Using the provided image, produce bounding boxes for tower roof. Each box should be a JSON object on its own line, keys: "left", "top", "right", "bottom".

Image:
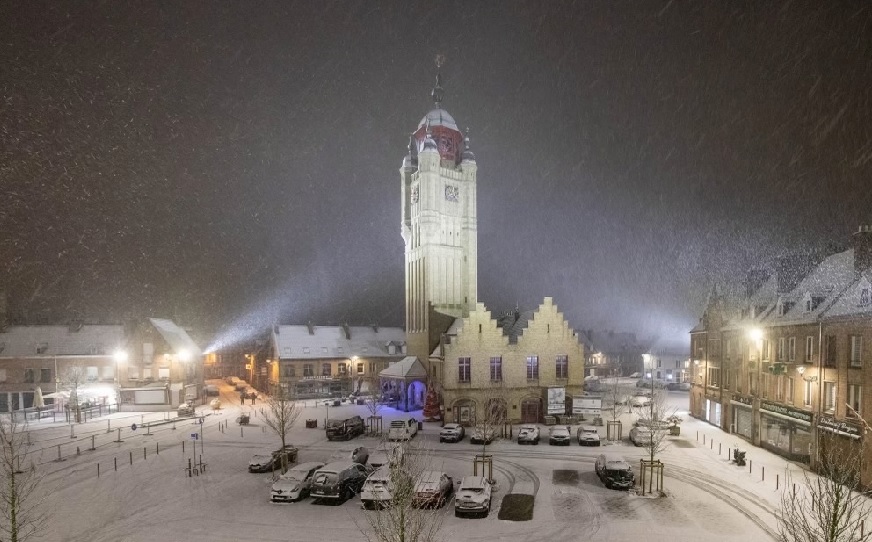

{"left": 417, "top": 108, "right": 460, "bottom": 133}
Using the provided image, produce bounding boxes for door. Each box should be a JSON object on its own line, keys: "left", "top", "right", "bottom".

{"left": 521, "top": 398, "right": 540, "bottom": 423}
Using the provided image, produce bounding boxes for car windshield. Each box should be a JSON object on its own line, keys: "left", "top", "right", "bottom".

{"left": 461, "top": 486, "right": 483, "bottom": 493}
{"left": 313, "top": 472, "right": 337, "bottom": 484}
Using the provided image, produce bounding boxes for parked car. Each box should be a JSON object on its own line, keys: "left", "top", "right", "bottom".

{"left": 636, "top": 378, "right": 666, "bottom": 389}
{"left": 666, "top": 381, "right": 691, "bottom": 391}
{"left": 249, "top": 445, "right": 299, "bottom": 473}
{"left": 469, "top": 427, "right": 496, "bottom": 445}
{"left": 204, "top": 384, "right": 219, "bottom": 396}
{"left": 360, "top": 466, "right": 413, "bottom": 509}
{"left": 595, "top": 453, "right": 635, "bottom": 490}
{"left": 368, "top": 442, "right": 403, "bottom": 469}
{"left": 454, "top": 476, "right": 493, "bottom": 518}
{"left": 439, "top": 423, "right": 465, "bottom": 443}
{"left": 629, "top": 426, "right": 656, "bottom": 447}
{"left": 630, "top": 393, "right": 652, "bottom": 408}
{"left": 309, "top": 462, "right": 370, "bottom": 502}
{"left": 577, "top": 425, "right": 601, "bottom": 446}
{"left": 517, "top": 425, "right": 540, "bottom": 445}
{"left": 548, "top": 426, "right": 572, "bottom": 446}
{"left": 388, "top": 417, "right": 419, "bottom": 441}
{"left": 270, "top": 461, "right": 325, "bottom": 502}
{"left": 326, "top": 416, "right": 366, "bottom": 441}
{"left": 413, "top": 470, "right": 454, "bottom": 508}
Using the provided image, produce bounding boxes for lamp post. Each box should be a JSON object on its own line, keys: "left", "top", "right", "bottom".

{"left": 178, "top": 349, "right": 192, "bottom": 403}
{"left": 113, "top": 349, "right": 127, "bottom": 408}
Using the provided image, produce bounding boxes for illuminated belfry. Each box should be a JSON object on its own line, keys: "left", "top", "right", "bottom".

{"left": 400, "top": 63, "right": 478, "bottom": 360}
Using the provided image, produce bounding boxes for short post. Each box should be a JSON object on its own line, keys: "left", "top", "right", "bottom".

{"left": 97, "top": 463, "right": 100, "bottom": 477}
{"left": 129, "top": 451, "right": 133, "bottom": 465}
{"left": 143, "top": 447, "right": 147, "bottom": 460}
{"left": 115, "top": 428, "right": 122, "bottom": 443}
{"left": 719, "top": 443, "right": 722, "bottom": 455}
{"left": 762, "top": 466, "right": 765, "bottom": 481}
{"left": 710, "top": 439, "right": 713, "bottom": 449}
{"left": 187, "top": 458, "right": 192, "bottom": 477}
{"left": 776, "top": 473, "right": 779, "bottom": 490}
{"left": 114, "top": 457, "right": 117, "bottom": 471}
{"left": 56, "top": 444, "right": 62, "bottom": 461}
{"left": 749, "top": 460, "right": 752, "bottom": 473}
{"left": 76, "top": 446, "right": 80, "bottom": 456}
{"left": 157, "top": 442, "right": 160, "bottom": 455}
{"left": 107, "top": 420, "right": 111, "bottom": 433}
{"left": 703, "top": 434, "right": 706, "bottom": 445}
{"left": 90, "top": 435, "right": 96, "bottom": 451}
{"left": 240, "top": 426, "right": 244, "bottom": 437}
{"left": 696, "top": 431, "right": 699, "bottom": 441}
{"left": 70, "top": 425, "right": 76, "bottom": 439}
{"left": 182, "top": 440, "right": 185, "bottom": 453}
{"left": 146, "top": 423, "right": 151, "bottom": 436}
{"left": 793, "top": 483, "right": 796, "bottom": 498}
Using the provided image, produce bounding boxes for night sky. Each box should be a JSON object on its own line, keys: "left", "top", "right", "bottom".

{"left": 2, "top": 2, "right": 871, "bottom": 346}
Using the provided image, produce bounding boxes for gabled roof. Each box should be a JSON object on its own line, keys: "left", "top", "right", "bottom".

{"left": 273, "top": 325, "right": 406, "bottom": 360}
{"left": 0, "top": 325, "right": 125, "bottom": 357}
{"left": 379, "top": 356, "right": 427, "bottom": 380}
{"left": 822, "top": 270, "right": 872, "bottom": 319}
{"left": 148, "top": 318, "right": 202, "bottom": 356}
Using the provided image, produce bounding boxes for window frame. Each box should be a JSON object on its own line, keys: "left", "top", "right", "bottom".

{"left": 555, "top": 355, "right": 568, "bottom": 379}
{"left": 458, "top": 357, "right": 471, "bottom": 383}
{"left": 849, "top": 335, "right": 863, "bottom": 368}
{"left": 526, "top": 355, "right": 539, "bottom": 380}
{"left": 489, "top": 356, "right": 502, "bottom": 383}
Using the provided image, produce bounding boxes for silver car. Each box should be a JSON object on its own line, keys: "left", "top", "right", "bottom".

{"left": 454, "top": 476, "right": 492, "bottom": 518}
{"left": 270, "top": 462, "right": 324, "bottom": 502}
{"left": 548, "top": 426, "right": 572, "bottom": 446}
{"left": 369, "top": 442, "right": 404, "bottom": 469}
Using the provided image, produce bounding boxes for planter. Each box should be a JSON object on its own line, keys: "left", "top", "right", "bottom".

{"left": 669, "top": 425, "right": 680, "bottom": 436}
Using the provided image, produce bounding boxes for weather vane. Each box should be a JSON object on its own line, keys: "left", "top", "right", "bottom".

{"left": 431, "top": 54, "right": 445, "bottom": 106}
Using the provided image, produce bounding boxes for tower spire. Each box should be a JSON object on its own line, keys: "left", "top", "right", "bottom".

{"left": 431, "top": 54, "right": 445, "bottom": 107}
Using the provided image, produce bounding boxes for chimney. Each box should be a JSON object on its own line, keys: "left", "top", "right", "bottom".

{"left": 342, "top": 322, "right": 351, "bottom": 340}
{"left": 306, "top": 321, "right": 315, "bottom": 335}
{"left": 853, "top": 225, "right": 872, "bottom": 273}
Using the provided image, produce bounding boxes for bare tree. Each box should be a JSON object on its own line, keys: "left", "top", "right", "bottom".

{"left": 469, "top": 385, "right": 509, "bottom": 459}
{"left": 604, "top": 370, "right": 627, "bottom": 422}
{"left": 778, "top": 441, "right": 872, "bottom": 542}
{"left": 60, "top": 366, "right": 87, "bottom": 423}
{"left": 0, "top": 415, "right": 45, "bottom": 542}
{"left": 632, "top": 387, "right": 675, "bottom": 463}
{"left": 360, "top": 440, "right": 447, "bottom": 542}
{"left": 361, "top": 376, "right": 385, "bottom": 435}
{"left": 261, "top": 386, "right": 303, "bottom": 471}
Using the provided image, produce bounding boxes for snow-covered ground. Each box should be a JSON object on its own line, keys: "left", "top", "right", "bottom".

{"left": 21, "top": 380, "right": 808, "bottom": 541}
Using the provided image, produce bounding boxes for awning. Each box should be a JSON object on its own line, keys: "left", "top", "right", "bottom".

{"left": 760, "top": 410, "right": 811, "bottom": 426}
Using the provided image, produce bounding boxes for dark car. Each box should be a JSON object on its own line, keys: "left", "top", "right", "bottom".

{"left": 248, "top": 445, "right": 298, "bottom": 473}
{"left": 309, "top": 462, "right": 370, "bottom": 502}
{"left": 548, "top": 426, "right": 572, "bottom": 446}
{"left": 326, "top": 416, "right": 366, "bottom": 441}
{"left": 595, "top": 453, "right": 635, "bottom": 490}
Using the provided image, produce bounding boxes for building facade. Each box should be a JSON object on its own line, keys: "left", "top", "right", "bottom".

{"left": 691, "top": 226, "right": 872, "bottom": 488}
{"left": 0, "top": 317, "right": 203, "bottom": 415}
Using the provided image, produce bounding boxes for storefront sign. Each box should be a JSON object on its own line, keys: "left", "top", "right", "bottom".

{"left": 760, "top": 401, "right": 812, "bottom": 423}
{"left": 817, "top": 416, "right": 862, "bottom": 439}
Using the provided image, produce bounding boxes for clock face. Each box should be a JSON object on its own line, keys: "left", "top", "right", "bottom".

{"left": 444, "top": 185, "right": 459, "bottom": 202}
{"left": 411, "top": 186, "right": 419, "bottom": 203}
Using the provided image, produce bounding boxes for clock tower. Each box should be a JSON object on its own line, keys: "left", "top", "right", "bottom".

{"left": 401, "top": 70, "right": 478, "bottom": 362}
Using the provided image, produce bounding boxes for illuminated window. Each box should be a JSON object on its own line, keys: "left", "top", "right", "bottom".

{"left": 357, "top": 362, "right": 364, "bottom": 374}
{"left": 526, "top": 356, "right": 539, "bottom": 380}
{"left": 823, "top": 381, "right": 836, "bottom": 412}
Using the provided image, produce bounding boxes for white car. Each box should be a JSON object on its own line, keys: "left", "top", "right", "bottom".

{"left": 469, "top": 427, "right": 496, "bottom": 445}
{"left": 630, "top": 394, "right": 652, "bottom": 408}
{"left": 360, "top": 466, "right": 412, "bottom": 509}
{"left": 629, "top": 426, "right": 656, "bottom": 447}
{"left": 577, "top": 425, "right": 601, "bottom": 446}
{"left": 517, "top": 425, "right": 540, "bottom": 445}
{"left": 369, "top": 442, "right": 404, "bottom": 469}
{"left": 454, "top": 476, "right": 493, "bottom": 518}
{"left": 270, "top": 462, "right": 324, "bottom": 502}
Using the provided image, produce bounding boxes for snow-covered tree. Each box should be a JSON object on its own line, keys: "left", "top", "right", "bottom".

{"left": 261, "top": 386, "right": 302, "bottom": 470}
{"left": 778, "top": 440, "right": 872, "bottom": 542}
{"left": 0, "top": 415, "right": 45, "bottom": 542}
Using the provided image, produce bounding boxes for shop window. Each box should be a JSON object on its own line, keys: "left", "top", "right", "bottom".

{"left": 823, "top": 381, "right": 836, "bottom": 412}
{"left": 847, "top": 385, "right": 862, "bottom": 417}
{"left": 489, "top": 357, "right": 502, "bottom": 382}
{"left": 458, "top": 357, "right": 471, "bottom": 383}
{"left": 555, "top": 355, "right": 568, "bottom": 379}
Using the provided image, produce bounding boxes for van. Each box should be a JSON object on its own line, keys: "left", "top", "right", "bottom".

{"left": 388, "top": 417, "right": 418, "bottom": 441}
{"left": 309, "top": 461, "right": 369, "bottom": 502}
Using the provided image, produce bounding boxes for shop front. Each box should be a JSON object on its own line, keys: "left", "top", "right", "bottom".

{"left": 704, "top": 396, "right": 722, "bottom": 427}
{"left": 729, "top": 395, "right": 754, "bottom": 440}
{"left": 816, "top": 415, "right": 863, "bottom": 474}
{"left": 759, "top": 401, "right": 813, "bottom": 463}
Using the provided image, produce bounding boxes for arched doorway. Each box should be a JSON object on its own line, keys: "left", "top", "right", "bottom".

{"left": 521, "top": 396, "right": 541, "bottom": 423}
{"left": 406, "top": 380, "right": 426, "bottom": 411}
{"left": 452, "top": 398, "right": 476, "bottom": 426}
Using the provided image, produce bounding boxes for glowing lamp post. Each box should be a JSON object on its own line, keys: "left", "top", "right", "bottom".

{"left": 113, "top": 349, "right": 128, "bottom": 407}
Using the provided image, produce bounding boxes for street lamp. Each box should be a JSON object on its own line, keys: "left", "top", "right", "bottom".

{"left": 113, "top": 349, "right": 127, "bottom": 407}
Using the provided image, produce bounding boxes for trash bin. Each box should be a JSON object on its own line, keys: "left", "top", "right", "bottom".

{"left": 306, "top": 419, "right": 317, "bottom": 428}
{"left": 417, "top": 421, "right": 423, "bottom": 431}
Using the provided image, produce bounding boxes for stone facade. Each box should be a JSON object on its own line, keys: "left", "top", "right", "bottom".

{"left": 437, "top": 298, "right": 585, "bottom": 425}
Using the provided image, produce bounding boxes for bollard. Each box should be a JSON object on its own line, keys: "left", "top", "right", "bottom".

{"left": 76, "top": 446, "right": 80, "bottom": 456}
{"left": 749, "top": 460, "right": 752, "bottom": 473}
{"left": 710, "top": 439, "right": 713, "bottom": 449}
{"left": 157, "top": 442, "right": 160, "bottom": 455}
{"left": 147, "top": 423, "right": 151, "bottom": 436}
{"left": 719, "top": 443, "right": 721, "bottom": 455}
{"left": 182, "top": 440, "right": 185, "bottom": 453}
{"left": 114, "top": 457, "right": 117, "bottom": 471}
{"left": 57, "top": 444, "right": 62, "bottom": 461}
{"left": 107, "top": 420, "right": 112, "bottom": 434}
{"left": 97, "top": 463, "right": 100, "bottom": 477}
{"left": 129, "top": 451, "right": 133, "bottom": 465}
{"left": 696, "top": 431, "right": 699, "bottom": 441}
{"left": 762, "top": 466, "right": 765, "bottom": 481}
{"left": 240, "top": 426, "right": 244, "bottom": 437}
{"left": 91, "top": 435, "right": 96, "bottom": 451}
{"left": 793, "top": 483, "right": 796, "bottom": 498}
{"left": 172, "top": 421, "right": 176, "bottom": 431}
{"left": 115, "top": 428, "right": 122, "bottom": 443}
{"left": 776, "top": 474, "right": 779, "bottom": 490}
{"left": 144, "top": 447, "right": 147, "bottom": 460}
{"left": 187, "top": 458, "right": 192, "bottom": 477}
{"left": 141, "top": 414, "right": 144, "bottom": 426}
{"left": 861, "top": 519, "right": 864, "bottom": 537}
{"left": 70, "top": 425, "right": 76, "bottom": 439}
{"left": 703, "top": 434, "right": 706, "bottom": 445}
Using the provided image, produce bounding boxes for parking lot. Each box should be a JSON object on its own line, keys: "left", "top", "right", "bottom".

{"left": 26, "top": 380, "right": 782, "bottom": 541}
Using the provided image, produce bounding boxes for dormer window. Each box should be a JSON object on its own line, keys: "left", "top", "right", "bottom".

{"left": 860, "top": 288, "right": 870, "bottom": 307}
{"left": 36, "top": 342, "right": 48, "bottom": 354}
